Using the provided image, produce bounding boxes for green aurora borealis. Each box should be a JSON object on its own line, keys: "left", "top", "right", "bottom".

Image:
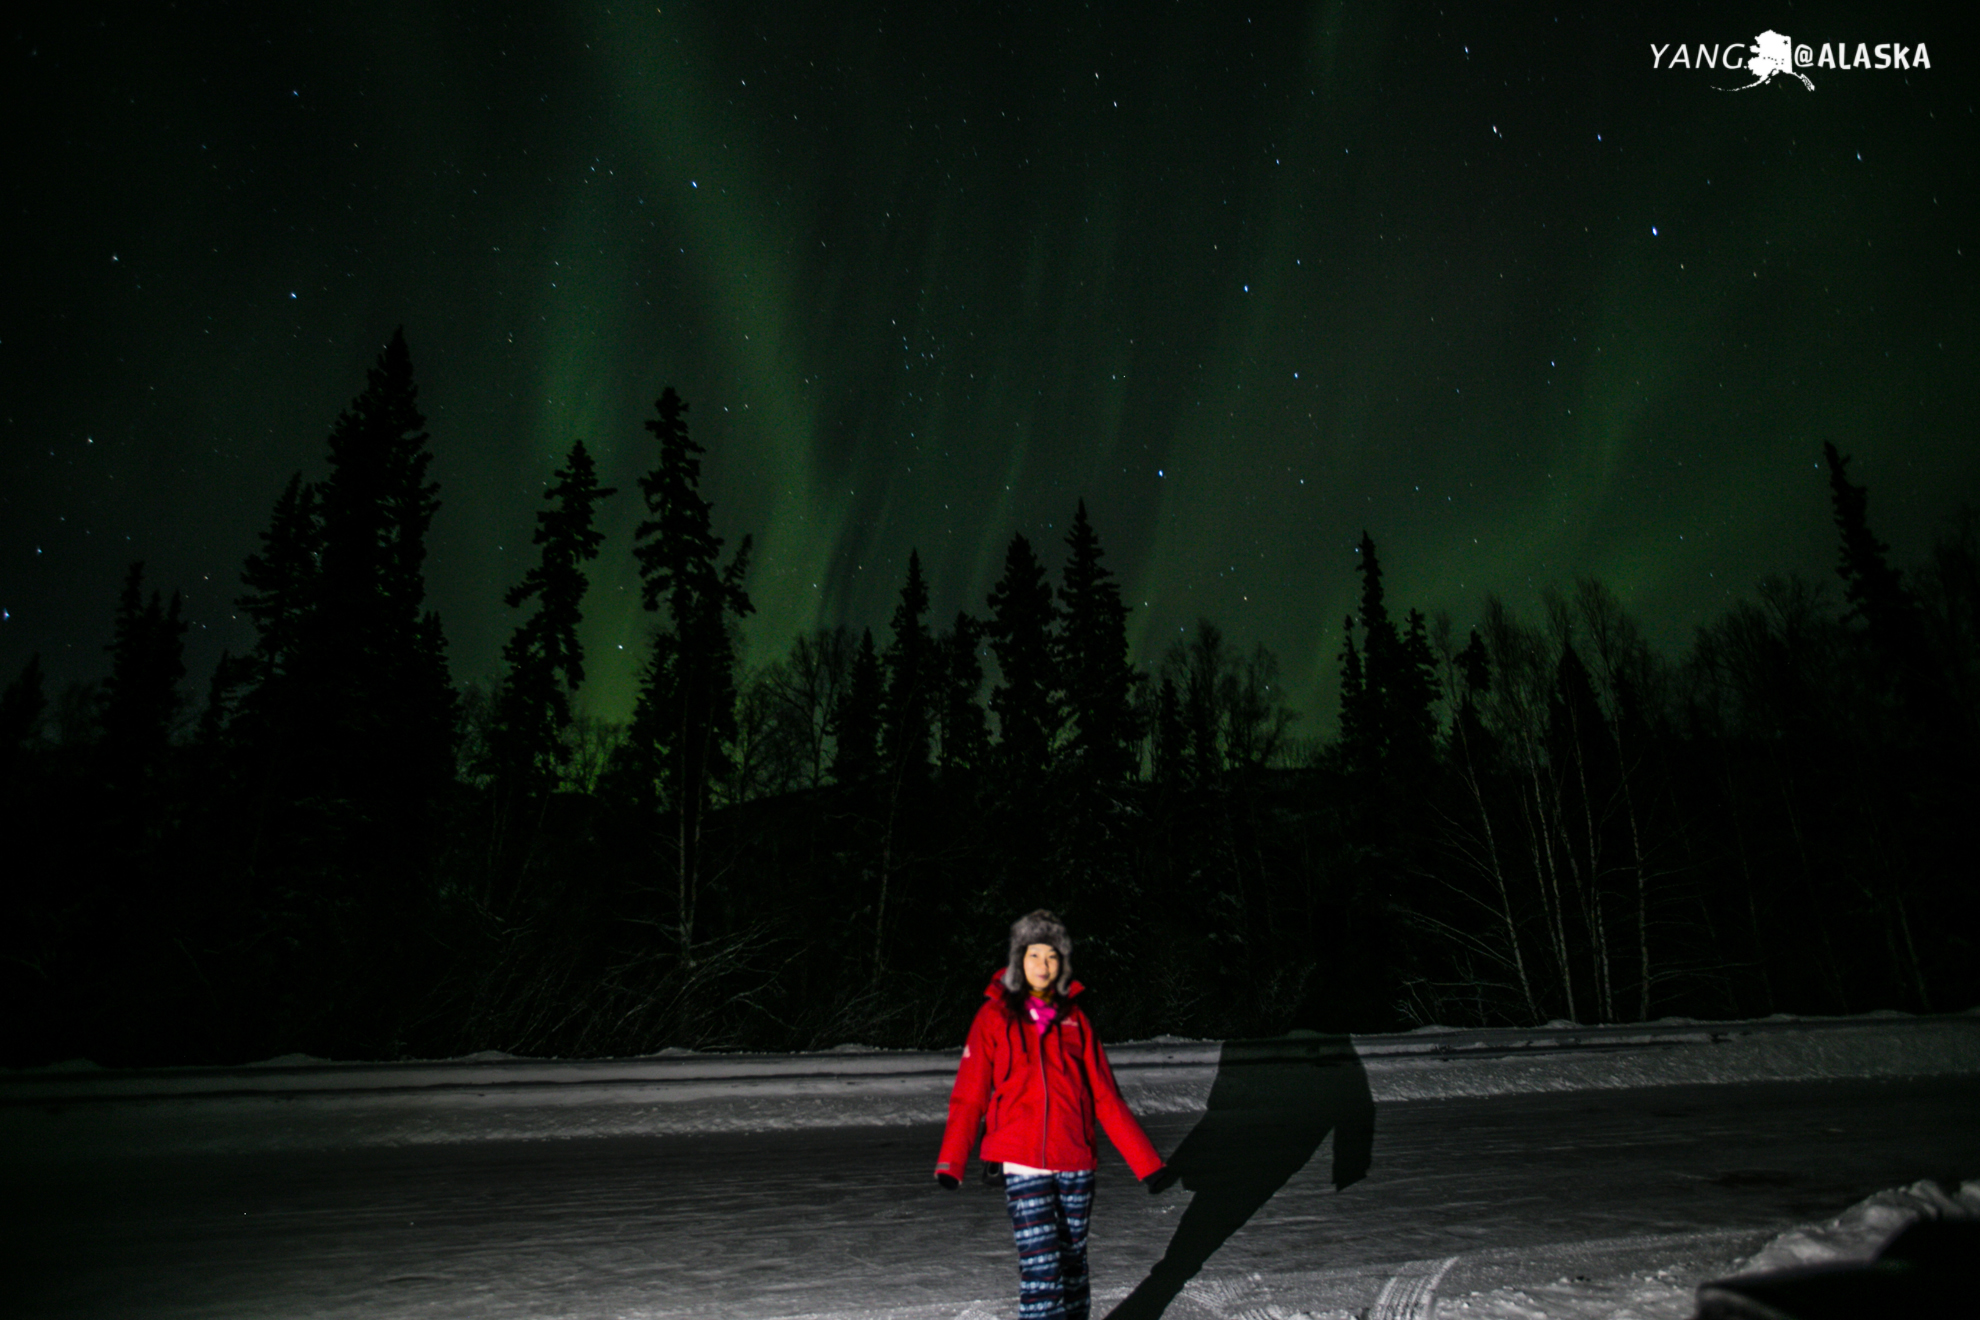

{"left": 7, "top": 2, "right": 1975, "bottom": 726}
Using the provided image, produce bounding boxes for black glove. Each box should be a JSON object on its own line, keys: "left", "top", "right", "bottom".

{"left": 936, "top": 1173, "right": 960, "bottom": 1190}
{"left": 1143, "top": 1165, "right": 1177, "bottom": 1194}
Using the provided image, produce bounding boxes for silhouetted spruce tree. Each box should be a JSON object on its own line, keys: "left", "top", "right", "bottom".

{"left": 1395, "top": 607, "right": 1442, "bottom": 769}
{"left": 194, "top": 650, "right": 241, "bottom": 750}
{"left": 1911, "top": 512, "right": 1980, "bottom": 762}
{"left": 1353, "top": 533, "right": 1400, "bottom": 716}
{"left": 0, "top": 654, "right": 49, "bottom": 1054}
{"left": 986, "top": 533, "right": 1061, "bottom": 784}
{"left": 1339, "top": 533, "right": 1402, "bottom": 769}
{"left": 1151, "top": 674, "right": 1187, "bottom": 786}
{"left": 2, "top": 654, "right": 48, "bottom": 767}
{"left": 879, "top": 550, "right": 935, "bottom": 780}
{"left": 92, "top": 557, "right": 192, "bottom": 1052}
{"left": 831, "top": 627, "right": 884, "bottom": 782}
{"left": 1057, "top": 501, "right": 1139, "bottom": 782}
{"left": 1336, "top": 615, "right": 1370, "bottom": 768}
{"left": 298, "top": 329, "right": 458, "bottom": 853}
{"left": 101, "top": 562, "right": 188, "bottom": 798}
{"left": 1821, "top": 449, "right": 1956, "bottom": 1011}
{"left": 622, "top": 386, "right": 755, "bottom": 959}
{"left": 210, "top": 332, "right": 457, "bottom": 1056}
{"left": 230, "top": 474, "right": 321, "bottom": 755}
{"left": 935, "top": 613, "right": 989, "bottom": 775}
{"left": 489, "top": 440, "right": 615, "bottom": 801}
{"left": 1458, "top": 628, "right": 1491, "bottom": 694}
{"left": 1824, "top": 443, "right": 1916, "bottom": 638}
{"left": 238, "top": 476, "right": 321, "bottom": 680}
{"left": 1823, "top": 442, "right": 1932, "bottom": 715}
{"left": 1338, "top": 533, "right": 1437, "bottom": 772}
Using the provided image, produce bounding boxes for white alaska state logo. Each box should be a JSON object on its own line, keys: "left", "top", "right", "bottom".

{"left": 1731, "top": 31, "right": 1814, "bottom": 91}
{"left": 1652, "top": 31, "right": 1934, "bottom": 91}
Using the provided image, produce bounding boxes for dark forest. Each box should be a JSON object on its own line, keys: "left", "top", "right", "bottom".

{"left": 5, "top": 334, "right": 1975, "bottom": 1067}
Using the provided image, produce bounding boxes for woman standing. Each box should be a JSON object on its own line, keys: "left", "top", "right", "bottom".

{"left": 935, "top": 910, "right": 1168, "bottom": 1320}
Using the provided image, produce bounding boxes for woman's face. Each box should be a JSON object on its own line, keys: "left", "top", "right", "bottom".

{"left": 1023, "top": 943, "right": 1061, "bottom": 996}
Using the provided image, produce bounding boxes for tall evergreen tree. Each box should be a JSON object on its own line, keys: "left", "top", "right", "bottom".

{"left": 634, "top": 389, "right": 731, "bottom": 625}
{"left": 1338, "top": 534, "right": 1400, "bottom": 768}
{"left": 0, "top": 654, "right": 46, "bottom": 810}
{"left": 624, "top": 386, "right": 755, "bottom": 957}
{"left": 830, "top": 627, "right": 884, "bottom": 783}
{"left": 879, "top": 551, "right": 935, "bottom": 779}
{"left": 1151, "top": 674, "right": 1186, "bottom": 786}
{"left": 490, "top": 440, "right": 615, "bottom": 798}
{"left": 1057, "top": 501, "right": 1139, "bottom": 782}
{"left": 1337, "top": 533, "right": 1436, "bottom": 770}
{"left": 102, "top": 562, "right": 188, "bottom": 784}
{"left": 296, "top": 329, "right": 458, "bottom": 830}
{"left": 1337, "top": 614, "right": 1369, "bottom": 767}
{"left": 986, "top": 533, "right": 1061, "bottom": 782}
{"left": 205, "top": 332, "right": 461, "bottom": 1057}
{"left": 1353, "top": 532, "right": 1402, "bottom": 725}
{"left": 1823, "top": 442, "right": 1932, "bottom": 716}
{"left": 1395, "top": 607, "right": 1442, "bottom": 766}
{"left": 237, "top": 475, "right": 321, "bottom": 689}
{"left": 1824, "top": 443, "right": 1916, "bottom": 638}
{"left": 1, "top": 654, "right": 47, "bottom": 757}
{"left": 231, "top": 473, "right": 321, "bottom": 751}
{"left": 935, "top": 613, "right": 990, "bottom": 775}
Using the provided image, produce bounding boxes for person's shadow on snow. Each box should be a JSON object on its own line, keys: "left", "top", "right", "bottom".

{"left": 1105, "top": 1031, "right": 1375, "bottom": 1320}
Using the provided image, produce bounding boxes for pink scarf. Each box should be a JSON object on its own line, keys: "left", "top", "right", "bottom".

{"left": 1026, "top": 995, "right": 1058, "bottom": 1036}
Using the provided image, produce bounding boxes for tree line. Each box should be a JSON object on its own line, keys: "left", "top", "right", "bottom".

{"left": 3, "top": 332, "right": 1974, "bottom": 1065}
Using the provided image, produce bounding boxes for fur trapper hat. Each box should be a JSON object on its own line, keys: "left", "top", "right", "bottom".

{"left": 1004, "top": 909, "right": 1072, "bottom": 996}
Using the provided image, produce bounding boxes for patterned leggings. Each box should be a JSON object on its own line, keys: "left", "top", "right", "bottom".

{"left": 1002, "top": 1168, "right": 1096, "bottom": 1320}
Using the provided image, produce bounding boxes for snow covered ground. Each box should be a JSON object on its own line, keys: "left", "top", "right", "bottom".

{"left": 1428, "top": 1178, "right": 1980, "bottom": 1320}
{"left": 5, "top": 1012, "right": 1977, "bottom": 1319}
{"left": 7, "top": 1010, "right": 1977, "bottom": 1157}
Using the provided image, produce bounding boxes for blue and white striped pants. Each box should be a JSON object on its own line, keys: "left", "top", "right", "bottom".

{"left": 1002, "top": 1168, "right": 1096, "bottom": 1320}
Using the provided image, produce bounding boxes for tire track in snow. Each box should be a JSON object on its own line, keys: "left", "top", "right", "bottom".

{"left": 1369, "top": 1254, "right": 1456, "bottom": 1320}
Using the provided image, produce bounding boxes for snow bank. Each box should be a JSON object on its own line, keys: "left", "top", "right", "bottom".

{"left": 1414, "top": 1182, "right": 1980, "bottom": 1319}
{"left": 1726, "top": 1177, "right": 1980, "bottom": 1275}
{"left": 4, "top": 1012, "right": 1975, "bottom": 1157}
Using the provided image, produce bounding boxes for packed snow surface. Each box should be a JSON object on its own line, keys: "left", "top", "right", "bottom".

{"left": 5, "top": 1012, "right": 1976, "bottom": 1319}
{"left": 7, "top": 1010, "right": 1976, "bottom": 1157}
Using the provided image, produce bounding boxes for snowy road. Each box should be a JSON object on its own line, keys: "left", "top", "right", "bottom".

{"left": 11, "top": 1074, "right": 1978, "bottom": 1320}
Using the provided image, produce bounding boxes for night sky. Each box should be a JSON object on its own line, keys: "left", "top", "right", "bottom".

{"left": 6, "top": 2, "right": 1974, "bottom": 726}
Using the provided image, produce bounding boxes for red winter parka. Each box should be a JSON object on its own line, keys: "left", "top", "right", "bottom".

{"left": 935, "top": 975, "right": 1164, "bottom": 1182}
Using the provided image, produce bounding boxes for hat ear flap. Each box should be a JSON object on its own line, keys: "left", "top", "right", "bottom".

{"left": 1006, "top": 909, "right": 1073, "bottom": 994}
